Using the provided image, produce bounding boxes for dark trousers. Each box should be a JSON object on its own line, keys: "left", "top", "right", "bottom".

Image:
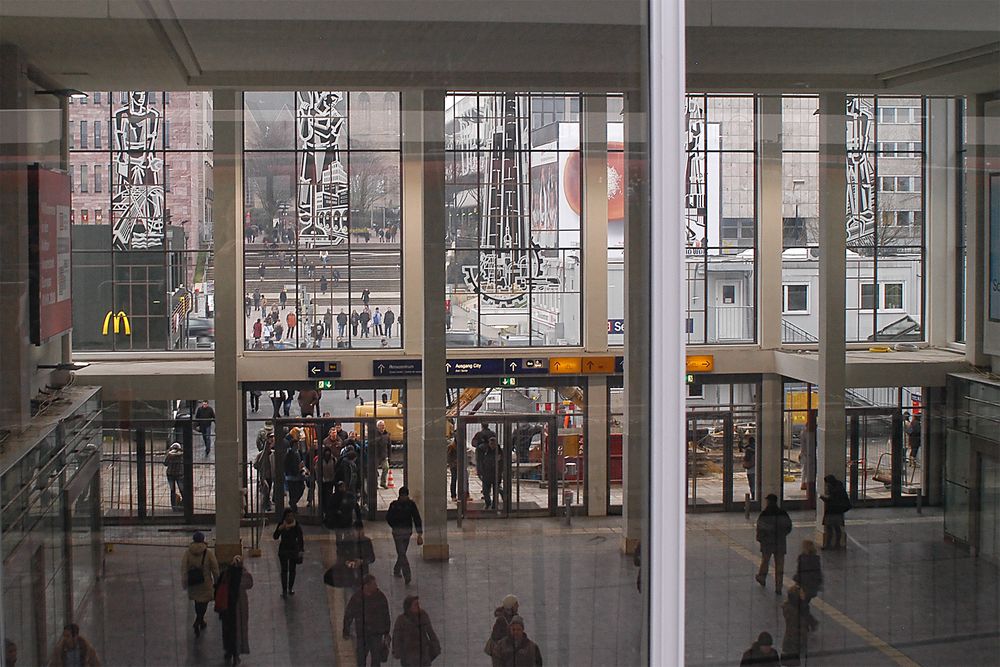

{"left": 249, "top": 393, "right": 260, "bottom": 412}
{"left": 287, "top": 480, "right": 305, "bottom": 508}
{"left": 449, "top": 467, "right": 458, "bottom": 499}
{"left": 279, "top": 553, "right": 298, "bottom": 593}
{"left": 201, "top": 423, "right": 213, "bottom": 454}
{"left": 356, "top": 633, "right": 386, "bottom": 667}
{"left": 168, "top": 476, "right": 184, "bottom": 509}
{"left": 194, "top": 600, "right": 208, "bottom": 625}
{"left": 220, "top": 609, "right": 238, "bottom": 657}
{"left": 271, "top": 398, "right": 283, "bottom": 419}
{"left": 393, "top": 532, "right": 412, "bottom": 581}
{"left": 746, "top": 470, "right": 756, "bottom": 499}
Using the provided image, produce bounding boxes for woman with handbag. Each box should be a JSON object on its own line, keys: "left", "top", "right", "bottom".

{"left": 392, "top": 595, "right": 441, "bottom": 666}
{"left": 180, "top": 531, "right": 219, "bottom": 637}
{"left": 215, "top": 555, "right": 254, "bottom": 665}
{"left": 273, "top": 508, "right": 304, "bottom": 597}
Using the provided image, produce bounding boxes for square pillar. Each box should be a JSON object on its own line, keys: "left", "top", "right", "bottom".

{"left": 925, "top": 98, "right": 959, "bottom": 347}
{"left": 212, "top": 88, "right": 244, "bottom": 558}
{"left": 586, "top": 376, "right": 609, "bottom": 516}
{"left": 412, "top": 90, "right": 449, "bottom": 561}
{"left": 967, "top": 95, "right": 989, "bottom": 365}
{"left": 760, "top": 374, "right": 784, "bottom": 500}
{"left": 758, "top": 95, "right": 783, "bottom": 349}
{"left": 815, "top": 92, "right": 847, "bottom": 533}
{"left": 582, "top": 94, "right": 609, "bottom": 353}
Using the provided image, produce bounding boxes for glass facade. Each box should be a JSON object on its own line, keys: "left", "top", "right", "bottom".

{"left": 445, "top": 93, "right": 583, "bottom": 347}
{"left": 242, "top": 91, "right": 402, "bottom": 350}
{"left": 69, "top": 92, "right": 214, "bottom": 351}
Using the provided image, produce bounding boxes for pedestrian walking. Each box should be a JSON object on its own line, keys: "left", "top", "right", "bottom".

{"left": 385, "top": 487, "right": 423, "bottom": 585}
{"left": 336, "top": 525, "right": 376, "bottom": 578}
{"left": 181, "top": 531, "right": 219, "bottom": 638}
{"left": 905, "top": 412, "right": 922, "bottom": 464}
{"left": 392, "top": 595, "right": 441, "bottom": 666}
{"left": 820, "top": 474, "right": 851, "bottom": 550}
{"left": 447, "top": 438, "right": 459, "bottom": 501}
{"left": 374, "top": 420, "right": 391, "bottom": 488}
{"left": 249, "top": 389, "right": 261, "bottom": 413}
{"left": 742, "top": 436, "right": 757, "bottom": 500}
{"left": 793, "top": 540, "right": 823, "bottom": 603}
{"left": 324, "top": 308, "right": 334, "bottom": 338}
{"left": 49, "top": 624, "right": 100, "bottom": 667}
{"left": 195, "top": 400, "right": 216, "bottom": 456}
{"left": 739, "top": 631, "right": 780, "bottom": 666}
{"left": 215, "top": 555, "right": 254, "bottom": 665}
{"left": 298, "top": 386, "right": 321, "bottom": 418}
{"left": 280, "top": 287, "right": 288, "bottom": 309}
{"left": 351, "top": 310, "right": 360, "bottom": 337}
{"left": 269, "top": 389, "right": 286, "bottom": 419}
{"left": 384, "top": 308, "right": 395, "bottom": 338}
{"left": 284, "top": 428, "right": 307, "bottom": 510}
{"left": 361, "top": 288, "right": 371, "bottom": 307}
{"left": 486, "top": 595, "right": 518, "bottom": 667}
{"left": 243, "top": 294, "right": 251, "bottom": 318}
{"left": 754, "top": 494, "right": 792, "bottom": 594}
{"left": 164, "top": 442, "right": 185, "bottom": 510}
{"left": 252, "top": 319, "right": 263, "bottom": 345}
{"left": 338, "top": 309, "right": 349, "bottom": 337}
{"left": 477, "top": 436, "right": 503, "bottom": 510}
{"left": 320, "top": 275, "right": 328, "bottom": 294}
{"left": 372, "top": 308, "right": 383, "bottom": 336}
{"left": 273, "top": 508, "right": 304, "bottom": 598}
{"left": 254, "top": 432, "right": 274, "bottom": 512}
{"left": 286, "top": 311, "right": 297, "bottom": 340}
{"left": 343, "top": 575, "right": 391, "bottom": 667}
{"left": 258, "top": 261, "right": 266, "bottom": 280}
{"left": 491, "top": 616, "right": 542, "bottom": 667}
{"left": 780, "top": 584, "right": 816, "bottom": 666}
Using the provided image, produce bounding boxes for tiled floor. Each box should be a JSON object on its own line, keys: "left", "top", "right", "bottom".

{"left": 73, "top": 507, "right": 999, "bottom": 666}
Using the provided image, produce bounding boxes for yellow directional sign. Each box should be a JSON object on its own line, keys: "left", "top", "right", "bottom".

{"left": 685, "top": 354, "right": 714, "bottom": 372}
{"left": 102, "top": 310, "right": 131, "bottom": 336}
{"left": 581, "top": 356, "right": 616, "bottom": 374}
{"left": 549, "top": 357, "right": 582, "bottom": 374}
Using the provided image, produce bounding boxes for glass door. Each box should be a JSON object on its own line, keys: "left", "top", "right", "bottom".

{"left": 849, "top": 410, "right": 903, "bottom": 504}
{"left": 686, "top": 412, "right": 733, "bottom": 510}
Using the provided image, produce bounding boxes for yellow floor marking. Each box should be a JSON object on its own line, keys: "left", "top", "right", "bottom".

{"left": 322, "top": 534, "right": 357, "bottom": 666}
{"left": 708, "top": 528, "right": 921, "bottom": 667}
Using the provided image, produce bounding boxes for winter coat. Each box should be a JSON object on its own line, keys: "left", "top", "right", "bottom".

{"left": 181, "top": 542, "right": 220, "bottom": 603}
{"left": 488, "top": 607, "right": 515, "bottom": 667}
{"left": 739, "top": 643, "right": 781, "bottom": 666}
{"left": 344, "top": 589, "right": 390, "bottom": 638}
{"left": 374, "top": 429, "right": 391, "bottom": 461}
{"left": 493, "top": 634, "right": 543, "bottom": 667}
{"left": 781, "top": 593, "right": 815, "bottom": 663}
{"left": 794, "top": 553, "right": 823, "bottom": 599}
{"left": 821, "top": 480, "right": 852, "bottom": 518}
{"left": 392, "top": 610, "right": 441, "bottom": 667}
{"left": 756, "top": 505, "right": 793, "bottom": 554}
{"left": 163, "top": 450, "right": 184, "bottom": 479}
{"left": 216, "top": 565, "right": 254, "bottom": 655}
{"left": 477, "top": 443, "right": 501, "bottom": 482}
{"left": 49, "top": 635, "right": 101, "bottom": 666}
{"left": 273, "top": 521, "right": 304, "bottom": 558}
{"left": 386, "top": 498, "right": 423, "bottom": 536}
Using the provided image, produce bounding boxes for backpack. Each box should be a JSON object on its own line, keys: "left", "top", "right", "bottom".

{"left": 186, "top": 551, "right": 206, "bottom": 587}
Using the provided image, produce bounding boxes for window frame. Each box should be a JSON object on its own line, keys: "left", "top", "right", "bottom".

{"left": 782, "top": 283, "right": 810, "bottom": 315}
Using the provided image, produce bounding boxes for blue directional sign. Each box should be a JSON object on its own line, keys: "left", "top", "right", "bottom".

{"left": 615, "top": 356, "right": 625, "bottom": 373}
{"left": 446, "top": 358, "right": 505, "bottom": 376}
{"left": 308, "top": 360, "right": 341, "bottom": 378}
{"left": 372, "top": 359, "right": 423, "bottom": 377}
{"left": 504, "top": 358, "right": 549, "bottom": 375}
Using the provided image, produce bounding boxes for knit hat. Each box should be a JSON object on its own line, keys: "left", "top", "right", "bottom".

{"left": 501, "top": 594, "right": 519, "bottom": 610}
{"left": 193, "top": 531, "right": 205, "bottom": 543}
{"left": 509, "top": 615, "right": 525, "bottom": 628}
{"left": 168, "top": 443, "right": 183, "bottom": 453}
{"left": 262, "top": 421, "right": 274, "bottom": 433}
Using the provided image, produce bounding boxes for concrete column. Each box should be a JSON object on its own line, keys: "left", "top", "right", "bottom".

{"left": 404, "top": 376, "right": 424, "bottom": 501}
{"left": 815, "top": 92, "right": 847, "bottom": 533}
{"left": 582, "top": 94, "right": 609, "bottom": 353}
{"left": 418, "top": 90, "right": 448, "bottom": 560}
{"left": 760, "top": 374, "right": 784, "bottom": 500}
{"left": 622, "top": 88, "right": 650, "bottom": 555}
{"left": 586, "top": 376, "right": 609, "bottom": 515}
{"left": 0, "top": 44, "right": 31, "bottom": 432}
{"left": 924, "top": 385, "right": 945, "bottom": 505}
{"left": 925, "top": 98, "right": 958, "bottom": 347}
{"left": 401, "top": 92, "right": 426, "bottom": 355}
{"left": 212, "top": 89, "right": 243, "bottom": 562}
{"left": 758, "top": 96, "right": 783, "bottom": 349}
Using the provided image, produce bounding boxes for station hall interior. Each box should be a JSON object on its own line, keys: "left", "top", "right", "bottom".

{"left": 0, "top": 1, "right": 999, "bottom": 666}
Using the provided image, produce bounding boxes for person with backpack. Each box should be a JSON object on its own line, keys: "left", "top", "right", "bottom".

{"left": 215, "top": 555, "right": 254, "bottom": 665}
{"left": 385, "top": 487, "right": 423, "bottom": 585}
{"left": 180, "top": 531, "right": 219, "bottom": 638}
{"left": 820, "top": 474, "right": 851, "bottom": 550}
{"left": 392, "top": 595, "right": 441, "bottom": 667}
{"left": 164, "top": 443, "right": 185, "bottom": 510}
{"left": 284, "top": 428, "right": 306, "bottom": 510}
{"left": 754, "top": 494, "right": 793, "bottom": 595}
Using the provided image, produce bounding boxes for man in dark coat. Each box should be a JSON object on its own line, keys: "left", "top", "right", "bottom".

{"left": 343, "top": 575, "right": 390, "bottom": 667}
{"left": 740, "top": 631, "right": 780, "bottom": 666}
{"left": 385, "top": 487, "right": 423, "bottom": 584}
{"left": 477, "top": 436, "right": 503, "bottom": 510}
{"left": 391, "top": 596, "right": 441, "bottom": 667}
{"left": 820, "top": 474, "right": 851, "bottom": 550}
{"left": 754, "top": 493, "right": 793, "bottom": 594}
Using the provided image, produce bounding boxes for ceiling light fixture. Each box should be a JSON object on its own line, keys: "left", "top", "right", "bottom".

{"left": 35, "top": 89, "right": 88, "bottom": 100}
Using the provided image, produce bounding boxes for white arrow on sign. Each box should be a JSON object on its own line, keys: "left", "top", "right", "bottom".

{"left": 378, "top": 364, "right": 386, "bottom": 373}
{"left": 310, "top": 366, "right": 320, "bottom": 375}
{"left": 509, "top": 361, "right": 518, "bottom": 372}
{"left": 445, "top": 362, "right": 452, "bottom": 372}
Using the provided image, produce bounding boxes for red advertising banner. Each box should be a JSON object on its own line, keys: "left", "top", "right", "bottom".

{"left": 29, "top": 165, "right": 73, "bottom": 344}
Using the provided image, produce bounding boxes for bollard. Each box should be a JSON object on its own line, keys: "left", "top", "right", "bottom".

{"left": 744, "top": 493, "right": 751, "bottom": 520}
{"left": 563, "top": 489, "right": 574, "bottom": 526}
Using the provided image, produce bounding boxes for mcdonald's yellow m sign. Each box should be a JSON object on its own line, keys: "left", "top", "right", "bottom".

{"left": 102, "top": 310, "right": 132, "bottom": 336}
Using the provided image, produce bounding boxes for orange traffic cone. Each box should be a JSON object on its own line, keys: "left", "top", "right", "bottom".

{"left": 387, "top": 468, "right": 395, "bottom": 488}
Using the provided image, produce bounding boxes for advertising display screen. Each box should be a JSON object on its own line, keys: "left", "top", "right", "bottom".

{"left": 29, "top": 165, "right": 73, "bottom": 344}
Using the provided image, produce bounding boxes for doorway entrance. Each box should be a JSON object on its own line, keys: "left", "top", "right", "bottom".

{"left": 455, "top": 414, "right": 561, "bottom": 519}
{"left": 848, "top": 409, "right": 914, "bottom": 504}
